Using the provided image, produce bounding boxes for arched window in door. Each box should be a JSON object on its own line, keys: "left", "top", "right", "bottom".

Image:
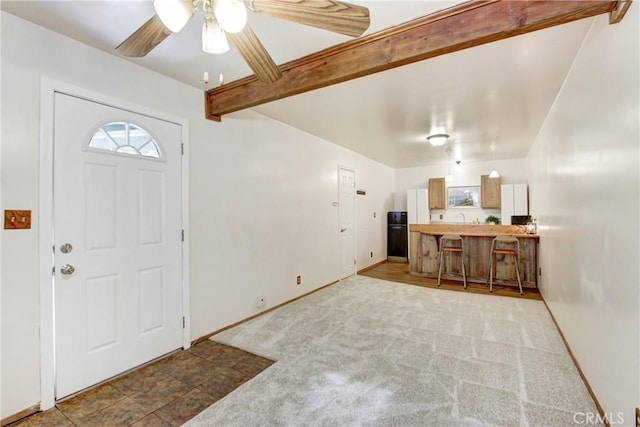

{"left": 87, "top": 121, "right": 163, "bottom": 160}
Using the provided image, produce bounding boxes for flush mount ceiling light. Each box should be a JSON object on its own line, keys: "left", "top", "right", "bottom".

{"left": 427, "top": 133, "right": 450, "bottom": 147}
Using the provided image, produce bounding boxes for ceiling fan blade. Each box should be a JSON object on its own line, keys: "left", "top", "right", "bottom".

{"left": 116, "top": 15, "right": 172, "bottom": 57}
{"left": 246, "top": 0, "right": 370, "bottom": 38}
{"left": 227, "top": 25, "right": 282, "bottom": 83}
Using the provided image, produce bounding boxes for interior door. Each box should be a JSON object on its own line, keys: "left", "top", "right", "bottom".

{"left": 53, "top": 93, "right": 183, "bottom": 398}
{"left": 339, "top": 167, "right": 356, "bottom": 279}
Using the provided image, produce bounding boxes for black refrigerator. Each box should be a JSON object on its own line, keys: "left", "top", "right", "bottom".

{"left": 387, "top": 211, "right": 408, "bottom": 262}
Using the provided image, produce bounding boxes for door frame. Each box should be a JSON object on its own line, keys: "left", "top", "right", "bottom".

{"left": 337, "top": 165, "right": 356, "bottom": 280}
{"left": 38, "top": 78, "right": 191, "bottom": 410}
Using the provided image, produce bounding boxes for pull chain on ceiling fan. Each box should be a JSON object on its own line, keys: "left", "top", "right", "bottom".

{"left": 116, "top": 0, "right": 370, "bottom": 84}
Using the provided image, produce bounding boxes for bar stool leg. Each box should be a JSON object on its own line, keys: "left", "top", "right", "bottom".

{"left": 437, "top": 242, "right": 444, "bottom": 287}
{"left": 515, "top": 241, "right": 523, "bottom": 295}
{"left": 487, "top": 239, "right": 495, "bottom": 292}
{"left": 461, "top": 243, "right": 467, "bottom": 289}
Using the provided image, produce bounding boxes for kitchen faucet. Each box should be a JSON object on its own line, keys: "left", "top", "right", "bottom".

{"left": 455, "top": 212, "right": 466, "bottom": 224}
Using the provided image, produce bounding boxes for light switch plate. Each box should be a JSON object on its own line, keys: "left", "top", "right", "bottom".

{"left": 4, "top": 210, "right": 31, "bottom": 229}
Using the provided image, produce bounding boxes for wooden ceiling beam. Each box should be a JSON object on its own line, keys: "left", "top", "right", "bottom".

{"left": 205, "top": 0, "right": 619, "bottom": 121}
{"left": 609, "top": 0, "right": 632, "bottom": 23}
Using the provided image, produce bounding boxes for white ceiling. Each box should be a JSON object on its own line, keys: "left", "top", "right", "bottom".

{"left": 1, "top": 0, "right": 594, "bottom": 168}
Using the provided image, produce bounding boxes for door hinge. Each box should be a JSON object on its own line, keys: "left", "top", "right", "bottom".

{"left": 182, "top": 316, "right": 186, "bottom": 328}
{"left": 181, "top": 143, "right": 184, "bottom": 155}
{"left": 354, "top": 259, "right": 356, "bottom": 265}
{"left": 181, "top": 230, "right": 185, "bottom": 242}
{"left": 52, "top": 266, "right": 55, "bottom": 275}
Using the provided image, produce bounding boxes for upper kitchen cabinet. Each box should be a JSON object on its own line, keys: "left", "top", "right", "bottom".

{"left": 428, "top": 178, "right": 446, "bottom": 209}
{"left": 481, "top": 175, "right": 501, "bottom": 209}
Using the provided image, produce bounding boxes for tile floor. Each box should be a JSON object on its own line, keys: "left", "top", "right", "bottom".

{"left": 8, "top": 341, "right": 274, "bottom": 427}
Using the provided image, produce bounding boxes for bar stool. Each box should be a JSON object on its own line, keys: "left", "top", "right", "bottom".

{"left": 487, "top": 236, "right": 523, "bottom": 295}
{"left": 437, "top": 234, "right": 467, "bottom": 289}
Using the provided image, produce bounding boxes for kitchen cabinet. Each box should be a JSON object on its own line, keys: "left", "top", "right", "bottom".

{"left": 481, "top": 175, "right": 501, "bottom": 208}
{"left": 407, "top": 189, "right": 429, "bottom": 224}
{"left": 428, "top": 178, "right": 446, "bottom": 209}
{"left": 501, "top": 184, "right": 528, "bottom": 225}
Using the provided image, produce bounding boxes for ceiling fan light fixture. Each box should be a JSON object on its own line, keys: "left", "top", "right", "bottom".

{"left": 154, "top": 0, "right": 194, "bottom": 33}
{"left": 214, "top": 0, "right": 248, "bottom": 34}
{"left": 202, "top": 18, "right": 230, "bottom": 54}
{"left": 427, "top": 133, "right": 449, "bottom": 147}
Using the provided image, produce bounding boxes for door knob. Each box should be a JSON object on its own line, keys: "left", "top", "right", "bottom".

{"left": 60, "top": 264, "right": 75, "bottom": 275}
{"left": 60, "top": 243, "right": 73, "bottom": 253}
{"left": 341, "top": 228, "right": 347, "bottom": 232}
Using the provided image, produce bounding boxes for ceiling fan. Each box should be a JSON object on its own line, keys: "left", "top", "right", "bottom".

{"left": 116, "top": 0, "right": 370, "bottom": 84}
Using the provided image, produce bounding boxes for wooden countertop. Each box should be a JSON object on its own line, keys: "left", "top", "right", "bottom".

{"left": 409, "top": 224, "right": 539, "bottom": 238}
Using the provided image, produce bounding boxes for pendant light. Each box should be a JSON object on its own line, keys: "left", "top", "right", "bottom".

{"left": 445, "top": 147, "right": 454, "bottom": 182}
{"left": 489, "top": 143, "right": 500, "bottom": 178}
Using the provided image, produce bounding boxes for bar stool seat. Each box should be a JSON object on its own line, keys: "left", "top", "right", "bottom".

{"left": 438, "top": 234, "right": 467, "bottom": 289}
{"left": 487, "top": 236, "right": 523, "bottom": 295}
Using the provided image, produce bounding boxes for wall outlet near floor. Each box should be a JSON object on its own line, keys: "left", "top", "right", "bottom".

{"left": 256, "top": 296, "right": 265, "bottom": 309}
{"left": 296, "top": 275, "right": 301, "bottom": 285}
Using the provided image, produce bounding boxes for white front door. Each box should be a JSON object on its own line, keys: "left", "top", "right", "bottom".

{"left": 339, "top": 167, "right": 356, "bottom": 279}
{"left": 53, "top": 93, "right": 183, "bottom": 398}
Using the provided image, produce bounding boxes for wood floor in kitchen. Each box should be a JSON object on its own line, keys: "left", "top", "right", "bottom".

{"left": 359, "top": 260, "right": 542, "bottom": 301}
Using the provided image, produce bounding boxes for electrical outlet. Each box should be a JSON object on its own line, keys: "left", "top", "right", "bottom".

{"left": 296, "top": 275, "right": 301, "bottom": 285}
{"left": 256, "top": 296, "right": 265, "bottom": 309}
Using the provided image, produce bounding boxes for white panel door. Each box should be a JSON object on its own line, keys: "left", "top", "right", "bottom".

{"left": 53, "top": 93, "right": 183, "bottom": 398}
{"left": 339, "top": 168, "right": 356, "bottom": 279}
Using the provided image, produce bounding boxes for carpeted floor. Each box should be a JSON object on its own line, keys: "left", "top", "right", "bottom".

{"left": 186, "top": 275, "right": 600, "bottom": 426}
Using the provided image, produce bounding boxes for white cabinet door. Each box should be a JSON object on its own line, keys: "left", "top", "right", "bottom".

{"left": 407, "top": 190, "right": 417, "bottom": 224}
{"left": 407, "top": 189, "right": 429, "bottom": 224}
{"left": 416, "top": 189, "right": 429, "bottom": 224}
{"left": 501, "top": 184, "right": 528, "bottom": 224}
{"left": 514, "top": 184, "right": 528, "bottom": 215}
{"left": 501, "top": 185, "right": 515, "bottom": 225}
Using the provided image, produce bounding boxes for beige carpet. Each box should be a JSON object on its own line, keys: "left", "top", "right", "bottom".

{"left": 185, "top": 275, "right": 600, "bottom": 426}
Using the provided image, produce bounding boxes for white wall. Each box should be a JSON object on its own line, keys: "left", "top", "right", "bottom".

{"left": 394, "top": 157, "right": 528, "bottom": 223}
{"left": 189, "top": 116, "right": 394, "bottom": 340}
{"left": 527, "top": 6, "right": 639, "bottom": 424}
{"left": 0, "top": 12, "right": 393, "bottom": 419}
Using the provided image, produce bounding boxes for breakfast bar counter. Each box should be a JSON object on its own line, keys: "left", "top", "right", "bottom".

{"left": 409, "top": 224, "right": 539, "bottom": 288}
